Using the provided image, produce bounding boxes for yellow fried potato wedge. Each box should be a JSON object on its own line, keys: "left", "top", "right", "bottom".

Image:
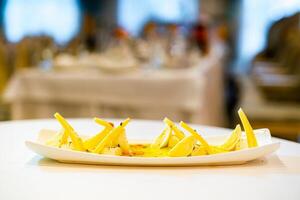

{"left": 151, "top": 128, "right": 165, "bottom": 148}
{"left": 235, "top": 138, "right": 248, "bottom": 150}
{"left": 179, "top": 121, "right": 210, "bottom": 148}
{"left": 83, "top": 118, "right": 114, "bottom": 151}
{"left": 46, "top": 130, "right": 64, "bottom": 147}
{"left": 151, "top": 126, "right": 171, "bottom": 149}
{"left": 180, "top": 121, "right": 227, "bottom": 155}
{"left": 191, "top": 145, "right": 207, "bottom": 156}
{"left": 160, "top": 126, "right": 171, "bottom": 148}
{"left": 94, "top": 118, "right": 114, "bottom": 128}
{"left": 93, "top": 118, "right": 130, "bottom": 154}
{"left": 208, "top": 146, "right": 228, "bottom": 155}
{"left": 120, "top": 118, "right": 131, "bottom": 127}
{"left": 219, "top": 124, "right": 242, "bottom": 151}
{"left": 60, "top": 143, "right": 72, "bottom": 149}
{"left": 54, "top": 113, "right": 85, "bottom": 151}
{"left": 54, "top": 113, "right": 72, "bottom": 145}
{"left": 151, "top": 133, "right": 164, "bottom": 149}
{"left": 116, "top": 128, "right": 131, "bottom": 155}
{"left": 168, "top": 135, "right": 180, "bottom": 148}
{"left": 163, "top": 118, "right": 185, "bottom": 139}
{"left": 84, "top": 127, "right": 112, "bottom": 151}
{"left": 168, "top": 135, "right": 196, "bottom": 157}
{"left": 58, "top": 129, "right": 69, "bottom": 146}
{"left": 238, "top": 108, "right": 258, "bottom": 148}
{"left": 68, "top": 130, "right": 86, "bottom": 151}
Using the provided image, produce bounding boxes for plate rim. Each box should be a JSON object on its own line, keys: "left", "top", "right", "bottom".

{"left": 25, "top": 126, "right": 281, "bottom": 166}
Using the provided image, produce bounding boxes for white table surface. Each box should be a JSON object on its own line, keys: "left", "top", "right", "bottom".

{"left": 0, "top": 119, "right": 300, "bottom": 200}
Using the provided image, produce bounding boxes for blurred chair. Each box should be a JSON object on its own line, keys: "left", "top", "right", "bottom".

{"left": 252, "top": 12, "right": 300, "bottom": 102}
{"left": 0, "top": 37, "right": 10, "bottom": 121}
{"left": 240, "top": 13, "right": 300, "bottom": 141}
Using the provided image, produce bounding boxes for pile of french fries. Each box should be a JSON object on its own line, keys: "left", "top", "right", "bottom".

{"left": 46, "top": 108, "right": 258, "bottom": 157}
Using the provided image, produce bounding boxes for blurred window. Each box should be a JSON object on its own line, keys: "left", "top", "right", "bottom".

{"left": 4, "top": 0, "right": 80, "bottom": 45}
{"left": 118, "top": 0, "right": 199, "bottom": 36}
{"left": 238, "top": 0, "right": 300, "bottom": 71}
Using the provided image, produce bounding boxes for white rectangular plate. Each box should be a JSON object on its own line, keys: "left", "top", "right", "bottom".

{"left": 26, "top": 126, "right": 280, "bottom": 166}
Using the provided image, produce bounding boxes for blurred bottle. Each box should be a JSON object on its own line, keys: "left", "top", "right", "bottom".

{"left": 113, "top": 27, "right": 130, "bottom": 45}
{"left": 40, "top": 48, "right": 53, "bottom": 71}
{"left": 82, "top": 14, "right": 97, "bottom": 52}
{"left": 109, "top": 27, "right": 135, "bottom": 60}
{"left": 141, "top": 22, "right": 167, "bottom": 69}
{"left": 98, "top": 27, "right": 138, "bottom": 70}
{"left": 38, "top": 37, "right": 57, "bottom": 71}
{"left": 0, "top": 36, "right": 8, "bottom": 94}
{"left": 14, "top": 38, "right": 31, "bottom": 70}
{"left": 191, "top": 22, "right": 209, "bottom": 55}
{"left": 166, "top": 24, "right": 188, "bottom": 68}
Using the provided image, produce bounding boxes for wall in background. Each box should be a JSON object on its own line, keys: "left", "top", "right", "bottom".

{"left": 117, "top": 0, "right": 199, "bottom": 36}
{"left": 4, "top": 0, "right": 80, "bottom": 45}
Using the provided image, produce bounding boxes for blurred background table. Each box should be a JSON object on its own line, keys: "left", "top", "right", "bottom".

{"left": 4, "top": 57, "right": 225, "bottom": 126}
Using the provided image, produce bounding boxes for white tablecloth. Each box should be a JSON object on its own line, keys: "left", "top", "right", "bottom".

{"left": 4, "top": 58, "right": 225, "bottom": 125}
{"left": 0, "top": 119, "right": 300, "bottom": 200}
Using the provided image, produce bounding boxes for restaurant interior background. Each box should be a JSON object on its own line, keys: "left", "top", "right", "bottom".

{"left": 0, "top": 0, "right": 299, "bottom": 142}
